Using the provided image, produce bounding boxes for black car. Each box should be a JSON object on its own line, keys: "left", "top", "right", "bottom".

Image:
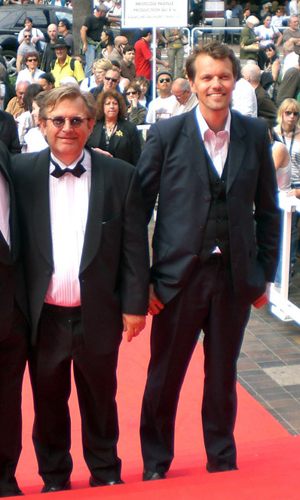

{"left": 0, "top": 4, "right": 73, "bottom": 77}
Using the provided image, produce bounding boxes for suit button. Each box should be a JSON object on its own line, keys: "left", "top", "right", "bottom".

{"left": 204, "top": 196, "right": 211, "bottom": 202}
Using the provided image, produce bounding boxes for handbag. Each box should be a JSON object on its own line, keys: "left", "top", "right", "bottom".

{"left": 240, "top": 41, "right": 260, "bottom": 52}
{"left": 181, "top": 34, "right": 188, "bottom": 45}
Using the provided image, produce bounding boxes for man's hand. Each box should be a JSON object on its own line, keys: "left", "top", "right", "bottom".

{"left": 253, "top": 282, "right": 271, "bottom": 309}
{"left": 92, "top": 147, "right": 113, "bottom": 157}
{"left": 123, "top": 314, "right": 146, "bottom": 342}
{"left": 148, "top": 284, "right": 164, "bottom": 315}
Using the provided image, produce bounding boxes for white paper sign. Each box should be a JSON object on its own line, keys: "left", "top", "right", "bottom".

{"left": 122, "top": 0, "right": 188, "bottom": 28}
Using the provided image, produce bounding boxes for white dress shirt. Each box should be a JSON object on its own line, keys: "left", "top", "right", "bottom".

{"left": 195, "top": 105, "right": 230, "bottom": 178}
{"left": 45, "top": 149, "right": 91, "bottom": 307}
{"left": 0, "top": 170, "right": 10, "bottom": 248}
{"left": 231, "top": 78, "right": 257, "bottom": 118}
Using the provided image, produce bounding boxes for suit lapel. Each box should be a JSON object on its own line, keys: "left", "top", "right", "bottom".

{"left": 80, "top": 149, "right": 104, "bottom": 273}
{"left": 112, "top": 121, "right": 123, "bottom": 152}
{"left": 34, "top": 149, "right": 53, "bottom": 267}
{"left": 227, "top": 112, "right": 247, "bottom": 192}
{"left": 182, "top": 111, "right": 210, "bottom": 193}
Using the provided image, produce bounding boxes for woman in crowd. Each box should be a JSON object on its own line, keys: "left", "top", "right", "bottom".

{"left": 15, "top": 52, "right": 44, "bottom": 86}
{"left": 124, "top": 81, "right": 147, "bottom": 125}
{"left": 132, "top": 75, "right": 150, "bottom": 107}
{"left": 100, "top": 28, "right": 115, "bottom": 59}
{"left": 37, "top": 72, "right": 55, "bottom": 91}
{"left": 17, "top": 83, "right": 43, "bottom": 150}
{"left": 240, "top": 15, "right": 260, "bottom": 63}
{"left": 23, "top": 92, "right": 48, "bottom": 153}
{"left": 87, "top": 89, "right": 141, "bottom": 166}
{"left": 164, "top": 28, "right": 185, "bottom": 80}
{"left": 254, "top": 15, "right": 282, "bottom": 68}
{"left": 261, "top": 43, "right": 280, "bottom": 101}
{"left": 273, "top": 98, "right": 300, "bottom": 277}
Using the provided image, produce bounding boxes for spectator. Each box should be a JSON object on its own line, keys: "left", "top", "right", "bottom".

{"left": 231, "top": 0, "right": 243, "bottom": 20}
{"left": 271, "top": 7, "right": 285, "bottom": 27}
{"left": 17, "top": 17, "right": 45, "bottom": 53}
{"left": 0, "top": 62, "right": 16, "bottom": 111}
{"left": 242, "top": 63, "right": 278, "bottom": 124}
{"left": 0, "top": 88, "right": 21, "bottom": 154}
{"left": 289, "top": 0, "right": 298, "bottom": 16}
{"left": 276, "top": 65, "right": 300, "bottom": 107}
{"left": 171, "top": 78, "right": 198, "bottom": 116}
{"left": 91, "top": 67, "right": 120, "bottom": 100}
{"left": 37, "top": 72, "right": 55, "bottom": 91}
{"left": 17, "top": 83, "right": 43, "bottom": 150}
{"left": 111, "top": 60, "right": 129, "bottom": 92}
{"left": 120, "top": 45, "right": 136, "bottom": 82}
{"left": 50, "top": 38, "right": 85, "bottom": 87}
{"left": 58, "top": 19, "right": 74, "bottom": 56}
{"left": 124, "top": 81, "right": 147, "bottom": 125}
{"left": 16, "top": 51, "right": 44, "bottom": 86}
{"left": 146, "top": 71, "right": 176, "bottom": 123}
{"left": 81, "top": 58, "right": 113, "bottom": 92}
{"left": 5, "top": 81, "right": 29, "bottom": 119}
{"left": 100, "top": 28, "right": 114, "bottom": 58}
{"left": 87, "top": 89, "right": 141, "bottom": 165}
{"left": 240, "top": 15, "right": 260, "bottom": 63}
{"left": 80, "top": 4, "right": 109, "bottom": 77}
{"left": 40, "top": 24, "right": 58, "bottom": 73}
{"left": 282, "top": 16, "right": 300, "bottom": 56}
{"left": 261, "top": 43, "right": 280, "bottom": 101}
{"left": 281, "top": 40, "right": 299, "bottom": 78}
{"left": 107, "top": 0, "right": 122, "bottom": 27}
{"left": 16, "top": 29, "right": 36, "bottom": 73}
{"left": 231, "top": 65, "right": 257, "bottom": 117}
{"left": 132, "top": 75, "right": 150, "bottom": 107}
{"left": 108, "top": 35, "right": 128, "bottom": 63}
{"left": 23, "top": 91, "right": 48, "bottom": 153}
{"left": 255, "top": 15, "right": 282, "bottom": 68}
{"left": 164, "top": 28, "right": 185, "bottom": 80}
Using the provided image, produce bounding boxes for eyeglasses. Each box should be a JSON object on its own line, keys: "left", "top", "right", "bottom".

{"left": 284, "top": 111, "right": 299, "bottom": 117}
{"left": 44, "top": 116, "right": 90, "bottom": 128}
{"left": 174, "top": 91, "right": 186, "bottom": 100}
{"left": 105, "top": 76, "right": 118, "bottom": 83}
{"left": 27, "top": 58, "right": 37, "bottom": 62}
{"left": 159, "top": 78, "right": 171, "bottom": 83}
{"left": 125, "top": 90, "right": 138, "bottom": 95}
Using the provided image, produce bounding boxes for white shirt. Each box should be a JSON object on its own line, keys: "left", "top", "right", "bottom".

{"left": 80, "top": 74, "right": 98, "bottom": 92}
{"left": 231, "top": 78, "right": 257, "bottom": 117}
{"left": 45, "top": 149, "right": 91, "bottom": 307}
{"left": 254, "top": 24, "right": 280, "bottom": 46}
{"left": 0, "top": 170, "right": 10, "bottom": 248}
{"left": 146, "top": 95, "right": 176, "bottom": 123}
{"left": 15, "top": 67, "right": 44, "bottom": 86}
{"left": 195, "top": 105, "right": 230, "bottom": 178}
{"left": 281, "top": 51, "right": 299, "bottom": 77}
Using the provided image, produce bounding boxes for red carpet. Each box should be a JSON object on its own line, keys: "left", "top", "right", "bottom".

{"left": 16, "top": 317, "right": 299, "bottom": 499}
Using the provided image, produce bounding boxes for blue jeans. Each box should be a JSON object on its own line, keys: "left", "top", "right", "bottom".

{"left": 84, "top": 43, "right": 97, "bottom": 77}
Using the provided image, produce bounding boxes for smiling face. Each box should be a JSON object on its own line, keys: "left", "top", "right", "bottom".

{"left": 55, "top": 46, "right": 68, "bottom": 63}
{"left": 40, "top": 96, "right": 94, "bottom": 164}
{"left": 188, "top": 54, "right": 235, "bottom": 119}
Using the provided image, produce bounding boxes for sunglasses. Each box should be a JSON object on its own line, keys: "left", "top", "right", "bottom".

{"left": 159, "top": 78, "right": 171, "bottom": 83}
{"left": 105, "top": 76, "right": 118, "bottom": 83}
{"left": 284, "top": 111, "right": 299, "bottom": 117}
{"left": 27, "top": 58, "right": 37, "bottom": 62}
{"left": 44, "top": 116, "right": 90, "bottom": 128}
{"left": 24, "top": 35, "right": 31, "bottom": 38}
{"left": 125, "top": 90, "right": 138, "bottom": 95}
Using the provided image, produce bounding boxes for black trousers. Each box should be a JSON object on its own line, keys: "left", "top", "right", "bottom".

{"left": 29, "top": 304, "right": 122, "bottom": 487}
{"left": 0, "top": 303, "right": 28, "bottom": 496}
{"left": 140, "top": 257, "right": 251, "bottom": 472}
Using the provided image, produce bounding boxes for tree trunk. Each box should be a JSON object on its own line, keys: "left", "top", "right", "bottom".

{"left": 72, "top": 0, "right": 93, "bottom": 56}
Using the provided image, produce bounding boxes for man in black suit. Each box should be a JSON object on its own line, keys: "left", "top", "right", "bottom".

{"left": 11, "top": 86, "right": 149, "bottom": 492}
{"left": 137, "top": 41, "right": 281, "bottom": 479}
{"left": 0, "top": 141, "right": 29, "bottom": 497}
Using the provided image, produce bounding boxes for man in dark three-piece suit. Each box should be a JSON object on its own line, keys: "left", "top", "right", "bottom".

{"left": 0, "top": 142, "right": 29, "bottom": 497}
{"left": 137, "top": 41, "right": 281, "bottom": 480}
{"left": 11, "top": 86, "right": 149, "bottom": 492}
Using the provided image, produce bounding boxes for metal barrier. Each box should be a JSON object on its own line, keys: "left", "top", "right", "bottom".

{"left": 270, "top": 192, "right": 300, "bottom": 325}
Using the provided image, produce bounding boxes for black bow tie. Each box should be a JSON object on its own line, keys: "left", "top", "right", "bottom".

{"left": 51, "top": 156, "right": 86, "bottom": 179}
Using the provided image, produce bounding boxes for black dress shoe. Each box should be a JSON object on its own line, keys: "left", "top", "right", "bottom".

{"left": 142, "top": 470, "right": 166, "bottom": 481}
{"left": 206, "top": 462, "right": 238, "bottom": 473}
{"left": 89, "top": 476, "right": 124, "bottom": 487}
{"left": 41, "top": 480, "right": 71, "bottom": 493}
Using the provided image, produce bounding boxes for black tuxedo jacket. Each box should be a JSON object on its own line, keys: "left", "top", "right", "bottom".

{"left": 137, "top": 109, "right": 281, "bottom": 310}
{"left": 0, "top": 142, "right": 28, "bottom": 341}
{"left": 12, "top": 147, "right": 149, "bottom": 354}
{"left": 87, "top": 119, "right": 141, "bottom": 166}
{"left": 0, "top": 110, "right": 21, "bottom": 155}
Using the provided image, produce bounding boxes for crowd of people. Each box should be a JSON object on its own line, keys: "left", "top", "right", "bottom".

{"left": 0, "top": 0, "right": 296, "bottom": 497}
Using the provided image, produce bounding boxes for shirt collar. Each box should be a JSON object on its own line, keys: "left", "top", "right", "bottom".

{"left": 50, "top": 148, "right": 91, "bottom": 172}
{"left": 195, "top": 105, "right": 231, "bottom": 141}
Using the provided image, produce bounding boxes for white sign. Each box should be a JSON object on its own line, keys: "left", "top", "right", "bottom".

{"left": 122, "top": 0, "right": 188, "bottom": 28}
